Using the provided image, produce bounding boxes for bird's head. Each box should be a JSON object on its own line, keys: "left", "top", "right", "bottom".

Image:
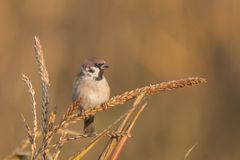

{"left": 80, "top": 57, "right": 109, "bottom": 81}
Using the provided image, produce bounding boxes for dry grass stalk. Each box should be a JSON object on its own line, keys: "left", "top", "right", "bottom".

{"left": 118, "top": 93, "right": 146, "bottom": 131}
{"left": 50, "top": 134, "right": 89, "bottom": 149}
{"left": 21, "top": 114, "right": 34, "bottom": 151}
{"left": 78, "top": 77, "right": 205, "bottom": 119}
{"left": 48, "top": 131, "right": 130, "bottom": 151}
{"left": 33, "top": 36, "right": 50, "bottom": 160}
{"left": 33, "top": 77, "right": 206, "bottom": 159}
{"left": 50, "top": 132, "right": 127, "bottom": 153}
{"left": 48, "top": 111, "right": 56, "bottom": 133}
{"left": 99, "top": 93, "right": 146, "bottom": 160}
{"left": 184, "top": 143, "right": 198, "bottom": 160}
{"left": 52, "top": 77, "right": 206, "bottom": 137}
{"left": 67, "top": 95, "right": 142, "bottom": 160}
{"left": 37, "top": 100, "right": 82, "bottom": 156}
{"left": 70, "top": 102, "right": 145, "bottom": 160}
{"left": 111, "top": 103, "right": 147, "bottom": 160}
{"left": 52, "top": 132, "right": 66, "bottom": 160}
{"left": 21, "top": 74, "right": 38, "bottom": 159}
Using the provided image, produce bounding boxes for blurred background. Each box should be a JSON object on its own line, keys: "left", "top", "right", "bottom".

{"left": 0, "top": 0, "right": 240, "bottom": 159}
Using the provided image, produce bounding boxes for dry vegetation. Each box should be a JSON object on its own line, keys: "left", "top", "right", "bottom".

{"left": 4, "top": 37, "right": 206, "bottom": 160}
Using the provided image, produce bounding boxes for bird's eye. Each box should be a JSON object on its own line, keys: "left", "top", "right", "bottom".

{"left": 89, "top": 68, "right": 95, "bottom": 73}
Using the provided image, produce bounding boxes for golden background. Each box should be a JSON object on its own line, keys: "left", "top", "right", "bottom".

{"left": 0, "top": 0, "right": 240, "bottom": 159}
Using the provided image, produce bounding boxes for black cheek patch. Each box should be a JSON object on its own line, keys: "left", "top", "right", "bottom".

{"left": 96, "top": 69, "right": 104, "bottom": 81}
{"left": 89, "top": 68, "right": 95, "bottom": 73}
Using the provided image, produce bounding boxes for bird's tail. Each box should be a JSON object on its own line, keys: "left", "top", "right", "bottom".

{"left": 84, "top": 115, "right": 95, "bottom": 135}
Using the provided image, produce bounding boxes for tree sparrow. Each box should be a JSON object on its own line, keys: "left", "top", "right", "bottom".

{"left": 72, "top": 58, "right": 110, "bottom": 135}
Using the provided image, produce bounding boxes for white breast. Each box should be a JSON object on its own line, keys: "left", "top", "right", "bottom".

{"left": 72, "top": 76, "right": 110, "bottom": 110}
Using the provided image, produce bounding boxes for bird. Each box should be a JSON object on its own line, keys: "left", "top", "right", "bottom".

{"left": 72, "top": 58, "right": 110, "bottom": 135}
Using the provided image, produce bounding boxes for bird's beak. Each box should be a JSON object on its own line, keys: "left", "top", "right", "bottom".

{"left": 101, "top": 64, "right": 109, "bottom": 69}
